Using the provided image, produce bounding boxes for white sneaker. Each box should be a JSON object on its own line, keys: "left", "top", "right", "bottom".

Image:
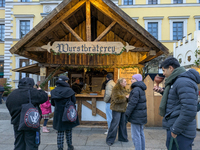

{"left": 104, "top": 129, "right": 108, "bottom": 135}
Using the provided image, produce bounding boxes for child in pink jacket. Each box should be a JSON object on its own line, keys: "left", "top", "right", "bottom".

{"left": 40, "top": 98, "right": 52, "bottom": 133}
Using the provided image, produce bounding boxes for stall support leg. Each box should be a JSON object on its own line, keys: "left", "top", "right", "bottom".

{"left": 78, "top": 100, "right": 82, "bottom": 123}
{"left": 92, "top": 98, "right": 96, "bottom": 116}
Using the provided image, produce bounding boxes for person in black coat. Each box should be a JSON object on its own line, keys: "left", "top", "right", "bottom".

{"left": 125, "top": 74, "right": 147, "bottom": 150}
{"left": 6, "top": 77, "right": 48, "bottom": 150}
{"left": 51, "top": 76, "right": 79, "bottom": 150}
{"left": 71, "top": 78, "right": 82, "bottom": 94}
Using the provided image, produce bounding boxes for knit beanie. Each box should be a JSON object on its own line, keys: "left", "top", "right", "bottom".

{"left": 132, "top": 74, "right": 142, "bottom": 81}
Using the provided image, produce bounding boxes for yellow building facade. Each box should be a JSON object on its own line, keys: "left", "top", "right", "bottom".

{"left": 0, "top": 0, "right": 200, "bottom": 88}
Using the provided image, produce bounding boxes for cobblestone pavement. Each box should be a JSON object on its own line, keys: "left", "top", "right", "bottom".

{"left": 0, "top": 104, "right": 200, "bottom": 150}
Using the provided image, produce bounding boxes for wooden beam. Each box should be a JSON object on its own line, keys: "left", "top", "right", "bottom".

{"left": 90, "top": 0, "right": 156, "bottom": 49}
{"left": 92, "top": 97, "right": 96, "bottom": 116}
{"left": 82, "top": 101, "right": 106, "bottom": 119}
{"left": 25, "top": 0, "right": 86, "bottom": 48}
{"left": 18, "top": 50, "right": 46, "bottom": 63}
{"left": 86, "top": 1, "right": 91, "bottom": 41}
{"left": 129, "top": 47, "right": 152, "bottom": 52}
{"left": 138, "top": 50, "right": 157, "bottom": 64}
{"left": 25, "top": 47, "right": 46, "bottom": 52}
{"left": 61, "top": 21, "right": 84, "bottom": 41}
{"left": 94, "top": 21, "right": 116, "bottom": 41}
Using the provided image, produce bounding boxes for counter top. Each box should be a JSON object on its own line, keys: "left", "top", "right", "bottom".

{"left": 75, "top": 93, "right": 104, "bottom": 98}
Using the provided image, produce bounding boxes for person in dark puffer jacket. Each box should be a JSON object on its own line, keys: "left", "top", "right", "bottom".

{"left": 51, "top": 76, "right": 79, "bottom": 150}
{"left": 125, "top": 74, "right": 147, "bottom": 150}
{"left": 6, "top": 77, "right": 48, "bottom": 150}
{"left": 154, "top": 57, "right": 200, "bottom": 150}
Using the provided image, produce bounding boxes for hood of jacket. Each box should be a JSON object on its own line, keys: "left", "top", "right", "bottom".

{"left": 18, "top": 77, "right": 35, "bottom": 89}
{"left": 179, "top": 69, "right": 200, "bottom": 84}
{"left": 131, "top": 81, "right": 147, "bottom": 91}
{"left": 51, "top": 80, "right": 75, "bottom": 100}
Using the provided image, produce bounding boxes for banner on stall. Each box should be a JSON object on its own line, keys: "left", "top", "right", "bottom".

{"left": 41, "top": 42, "right": 135, "bottom": 54}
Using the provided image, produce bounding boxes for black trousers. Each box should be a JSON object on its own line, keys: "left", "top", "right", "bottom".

{"left": 106, "top": 111, "right": 128, "bottom": 144}
{"left": 13, "top": 125, "right": 40, "bottom": 150}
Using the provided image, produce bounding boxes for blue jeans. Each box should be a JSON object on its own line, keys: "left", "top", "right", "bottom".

{"left": 105, "top": 103, "right": 112, "bottom": 129}
{"left": 166, "top": 130, "right": 194, "bottom": 150}
{"left": 131, "top": 123, "right": 145, "bottom": 150}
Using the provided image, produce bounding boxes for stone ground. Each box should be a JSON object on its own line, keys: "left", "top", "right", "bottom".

{"left": 0, "top": 103, "right": 200, "bottom": 150}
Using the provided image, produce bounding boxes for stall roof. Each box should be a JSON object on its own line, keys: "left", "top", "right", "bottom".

{"left": 12, "top": 63, "right": 68, "bottom": 75}
{"left": 9, "top": 0, "right": 168, "bottom": 68}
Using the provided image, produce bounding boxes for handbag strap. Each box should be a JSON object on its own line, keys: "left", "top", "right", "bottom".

{"left": 65, "top": 97, "right": 72, "bottom": 106}
{"left": 169, "top": 137, "right": 179, "bottom": 150}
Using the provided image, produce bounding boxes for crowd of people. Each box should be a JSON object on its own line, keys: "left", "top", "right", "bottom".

{"left": 5, "top": 57, "right": 200, "bottom": 150}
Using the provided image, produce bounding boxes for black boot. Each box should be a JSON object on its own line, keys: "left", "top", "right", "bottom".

{"left": 67, "top": 144, "right": 74, "bottom": 150}
{"left": 58, "top": 148, "right": 63, "bottom": 150}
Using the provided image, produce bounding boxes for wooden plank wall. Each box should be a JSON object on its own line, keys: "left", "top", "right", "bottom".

{"left": 46, "top": 21, "right": 139, "bottom": 67}
{"left": 144, "top": 75, "right": 163, "bottom": 127}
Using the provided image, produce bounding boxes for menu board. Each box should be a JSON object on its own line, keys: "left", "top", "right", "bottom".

{"left": 119, "top": 68, "right": 138, "bottom": 91}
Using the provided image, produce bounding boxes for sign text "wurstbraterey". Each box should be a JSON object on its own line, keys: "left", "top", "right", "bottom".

{"left": 41, "top": 42, "right": 135, "bottom": 54}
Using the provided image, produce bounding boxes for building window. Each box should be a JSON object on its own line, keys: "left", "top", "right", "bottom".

{"left": 0, "top": 24, "right": 4, "bottom": 42}
{"left": 148, "top": 22, "right": 158, "bottom": 39}
{"left": 0, "top": 0, "right": 5, "bottom": 7}
{"left": 148, "top": 0, "right": 157, "bottom": 4}
{"left": 173, "top": 22, "right": 183, "bottom": 40}
{"left": 19, "top": 59, "right": 29, "bottom": 79}
{"left": 144, "top": 17, "right": 163, "bottom": 40}
{"left": 199, "top": 21, "right": 200, "bottom": 30}
{"left": 173, "top": 0, "right": 183, "bottom": 3}
{"left": 21, "top": 0, "right": 30, "bottom": 2}
{"left": 124, "top": 0, "right": 133, "bottom": 5}
{"left": 20, "top": 20, "right": 30, "bottom": 38}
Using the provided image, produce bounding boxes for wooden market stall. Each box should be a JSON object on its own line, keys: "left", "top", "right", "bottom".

{"left": 9, "top": 0, "right": 168, "bottom": 126}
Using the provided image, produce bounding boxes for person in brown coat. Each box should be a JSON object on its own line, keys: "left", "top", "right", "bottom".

{"left": 106, "top": 78, "right": 129, "bottom": 146}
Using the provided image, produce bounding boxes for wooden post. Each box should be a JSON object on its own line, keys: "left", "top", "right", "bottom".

{"left": 86, "top": 1, "right": 91, "bottom": 41}
{"left": 144, "top": 75, "right": 154, "bottom": 126}
{"left": 92, "top": 97, "right": 96, "bottom": 116}
{"left": 40, "top": 66, "right": 46, "bottom": 84}
{"left": 113, "top": 68, "right": 118, "bottom": 83}
{"left": 77, "top": 100, "right": 82, "bottom": 123}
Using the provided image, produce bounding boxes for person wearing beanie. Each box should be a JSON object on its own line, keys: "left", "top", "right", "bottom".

{"left": 51, "top": 76, "right": 79, "bottom": 150}
{"left": 104, "top": 73, "right": 115, "bottom": 135}
{"left": 125, "top": 74, "right": 147, "bottom": 150}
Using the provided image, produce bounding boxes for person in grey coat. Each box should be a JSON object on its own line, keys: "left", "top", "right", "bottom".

{"left": 154, "top": 57, "right": 200, "bottom": 150}
{"left": 51, "top": 76, "right": 79, "bottom": 150}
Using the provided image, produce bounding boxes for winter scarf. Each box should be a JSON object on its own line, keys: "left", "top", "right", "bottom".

{"left": 159, "top": 67, "right": 186, "bottom": 117}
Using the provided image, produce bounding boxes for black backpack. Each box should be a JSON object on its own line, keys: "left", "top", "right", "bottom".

{"left": 18, "top": 90, "right": 41, "bottom": 131}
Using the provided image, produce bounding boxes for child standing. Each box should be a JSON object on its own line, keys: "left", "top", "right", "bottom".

{"left": 125, "top": 74, "right": 147, "bottom": 150}
{"left": 40, "top": 97, "right": 51, "bottom": 132}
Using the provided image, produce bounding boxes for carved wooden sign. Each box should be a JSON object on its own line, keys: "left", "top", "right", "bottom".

{"left": 41, "top": 42, "right": 135, "bottom": 54}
